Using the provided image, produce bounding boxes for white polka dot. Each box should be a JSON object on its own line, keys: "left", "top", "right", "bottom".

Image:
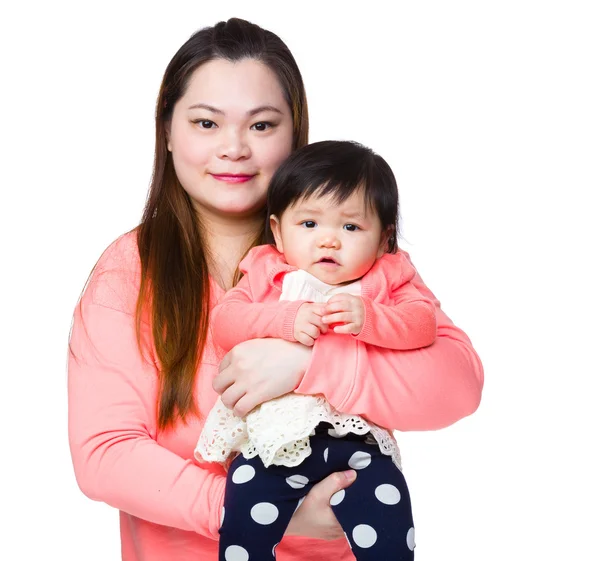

{"left": 286, "top": 474, "right": 309, "bottom": 489}
{"left": 352, "top": 524, "right": 377, "bottom": 548}
{"left": 328, "top": 428, "right": 344, "bottom": 438}
{"left": 348, "top": 451, "right": 372, "bottom": 470}
{"left": 232, "top": 465, "right": 255, "bottom": 484}
{"left": 224, "top": 545, "right": 249, "bottom": 561}
{"left": 272, "top": 542, "right": 279, "bottom": 556}
{"left": 406, "top": 527, "right": 415, "bottom": 551}
{"left": 220, "top": 506, "right": 225, "bottom": 527}
{"left": 294, "top": 496, "right": 305, "bottom": 512}
{"left": 330, "top": 489, "right": 345, "bottom": 506}
{"left": 375, "top": 483, "right": 401, "bottom": 505}
{"left": 250, "top": 502, "right": 279, "bottom": 525}
{"left": 324, "top": 447, "right": 329, "bottom": 462}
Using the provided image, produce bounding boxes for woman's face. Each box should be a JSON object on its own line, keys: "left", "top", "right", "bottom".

{"left": 167, "top": 58, "right": 294, "bottom": 222}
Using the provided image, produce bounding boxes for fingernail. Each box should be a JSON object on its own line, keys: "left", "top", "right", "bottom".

{"left": 344, "top": 469, "right": 356, "bottom": 482}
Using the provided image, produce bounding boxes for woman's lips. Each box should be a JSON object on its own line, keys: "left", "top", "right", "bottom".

{"left": 210, "top": 174, "right": 255, "bottom": 184}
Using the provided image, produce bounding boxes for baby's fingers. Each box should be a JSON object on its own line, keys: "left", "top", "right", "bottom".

{"left": 305, "top": 323, "right": 322, "bottom": 340}
{"left": 333, "top": 323, "right": 359, "bottom": 334}
{"left": 322, "top": 312, "right": 353, "bottom": 325}
{"left": 324, "top": 301, "right": 350, "bottom": 315}
{"left": 308, "top": 313, "right": 329, "bottom": 333}
{"left": 296, "top": 332, "right": 316, "bottom": 346}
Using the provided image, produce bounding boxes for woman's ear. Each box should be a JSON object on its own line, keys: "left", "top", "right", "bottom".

{"left": 165, "top": 122, "right": 172, "bottom": 152}
{"left": 269, "top": 215, "right": 285, "bottom": 253}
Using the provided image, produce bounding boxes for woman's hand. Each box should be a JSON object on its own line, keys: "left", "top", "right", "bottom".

{"left": 285, "top": 470, "right": 357, "bottom": 540}
{"left": 213, "top": 338, "right": 312, "bottom": 417}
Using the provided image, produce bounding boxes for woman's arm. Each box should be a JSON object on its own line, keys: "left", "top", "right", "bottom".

{"left": 68, "top": 279, "right": 225, "bottom": 540}
{"left": 213, "top": 254, "right": 482, "bottom": 430}
{"left": 296, "top": 260, "right": 483, "bottom": 431}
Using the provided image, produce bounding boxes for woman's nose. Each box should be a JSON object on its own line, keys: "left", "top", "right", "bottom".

{"left": 218, "top": 130, "right": 251, "bottom": 160}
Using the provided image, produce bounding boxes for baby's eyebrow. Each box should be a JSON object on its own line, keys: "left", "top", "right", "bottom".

{"left": 292, "top": 207, "right": 323, "bottom": 215}
{"left": 340, "top": 210, "right": 366, "bottom": 220}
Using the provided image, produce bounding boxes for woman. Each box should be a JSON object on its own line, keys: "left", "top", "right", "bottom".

{"left": 68, "top": 17, "right": 483, "bottom": 561}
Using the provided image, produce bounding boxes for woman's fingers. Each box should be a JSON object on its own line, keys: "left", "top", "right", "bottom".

{"left": 215, "top": 339, "right": 310, "bottom": 411}
{"left": 218, "top": 351, "right": 232, "bottom": 373}
{"left": 231, "top": 391, "right": 264, "bottom": 417}
{"left": 220, "top": 383, "right": 247, "bottom": 412}
{"left": 212, "top": 366, "right": 234, "bottom": 394}
{"left": 312, "top": 469, "right": 357, "bottom": 499}
{"left": 285, "top": 469, "right": 357, "bottom": 540}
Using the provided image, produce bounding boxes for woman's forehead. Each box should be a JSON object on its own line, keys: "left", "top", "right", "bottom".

{"left": 180, "top": 58, "right": 289, "bottom": 115}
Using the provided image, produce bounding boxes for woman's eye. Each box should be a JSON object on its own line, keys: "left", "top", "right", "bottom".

{"left": 344, "top": 224, "right": 359, "bottom": 231}
{"left": 301, "top": 221, "right": 317, "bottom": 228}
{"left": 194, "top": 119, "right": 216, "bottom": 129}
{"left": 251, "top": 121, "right": 273, "bottom": 131}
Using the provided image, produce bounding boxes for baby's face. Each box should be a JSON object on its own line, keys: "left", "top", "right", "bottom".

{"left": 270, "top": 190, "right": 386, "bottom": 285}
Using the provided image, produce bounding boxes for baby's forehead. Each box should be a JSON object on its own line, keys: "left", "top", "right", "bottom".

{"left": 290, "top": 190, "right": 373, "bottom": 217}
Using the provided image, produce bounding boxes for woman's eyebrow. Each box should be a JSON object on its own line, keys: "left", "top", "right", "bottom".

{"left": 188, "top": 103, "right": 224, "bottom": 113}
{"left": 247, "top": 105, "right": 284, "bottom": 117}
{"left": 187, "top": 103, "right": 283, "bottom": 116}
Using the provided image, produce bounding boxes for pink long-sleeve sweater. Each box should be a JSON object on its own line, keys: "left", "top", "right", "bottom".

{"left": 68, "top": 230, "right": 483, "bottom": 561}
{"left": 212, "top": 244, "right": 438, "bottom": 354}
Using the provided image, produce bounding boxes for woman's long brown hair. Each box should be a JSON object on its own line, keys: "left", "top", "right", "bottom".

{"left": 137, "top": 18, "right": 309, "bottom": 430}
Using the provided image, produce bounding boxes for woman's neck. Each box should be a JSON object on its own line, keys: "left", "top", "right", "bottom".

{"left": 199, "top": 212, "right": 264, "bottom": 291}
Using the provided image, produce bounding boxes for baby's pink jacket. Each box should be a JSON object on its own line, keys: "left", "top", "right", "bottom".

{"left": 68, "top": 231, "right": 483, "bottom": 561}
{"left": 213, "top": 244, "right": 438, "bottom": 354}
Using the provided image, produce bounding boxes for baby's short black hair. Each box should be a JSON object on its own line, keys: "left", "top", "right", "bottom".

{"left": 266, "top": 140, "right": 399, "bottom": 253}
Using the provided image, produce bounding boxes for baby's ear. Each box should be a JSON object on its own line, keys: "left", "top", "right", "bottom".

{"left": 378, "top": 226, "right": 395, "bottom": 257}
{"left": 269, "top": 215, "right": 285, "bottom": 254}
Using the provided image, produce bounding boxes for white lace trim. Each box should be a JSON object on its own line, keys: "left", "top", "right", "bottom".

{"left": 195, "top": 270, "right": 402, "bottom": 469}
{"left": 196, "top": 393, "right": 402, "bottom": 469}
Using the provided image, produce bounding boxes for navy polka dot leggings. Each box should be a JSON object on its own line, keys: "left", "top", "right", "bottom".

{"left": 219, "top": 423, "right": 415, "bottom": 560}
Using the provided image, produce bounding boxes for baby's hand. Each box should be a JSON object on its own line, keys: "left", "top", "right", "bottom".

{"left": 323, "top": 294, "right": 365, "bottom": 335}
{"left": 294, "top": 303, "right": 328, "bottom": 346}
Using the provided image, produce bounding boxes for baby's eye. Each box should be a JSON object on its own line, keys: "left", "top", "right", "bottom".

{"left": 194, "top": 119, "right": 217, "bottom": 129}
{"left": 343, "top": 224, "right": 360, "bottom": 231}
{"left": 301, "top": 221, "right": 317, "bottom": 228}
{"left": 251, "top": 121, "right": 274, "bottom": 131}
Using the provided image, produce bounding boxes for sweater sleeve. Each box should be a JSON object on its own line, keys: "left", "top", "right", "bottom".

{"left": 212, "top": 272, "right": 305, "bottom": 352}
{"left": 295, "top": 253, "right": 483, "bottom": 431}
{"left": 355, "top": 258, "right": 437, "bottom": 350}
{"left": 68, "top": 262, "right": 224, "bottom": 540}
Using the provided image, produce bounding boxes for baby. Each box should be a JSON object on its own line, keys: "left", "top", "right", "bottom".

{"left": 196, "top": 140, "right": 435, "bottom": 560}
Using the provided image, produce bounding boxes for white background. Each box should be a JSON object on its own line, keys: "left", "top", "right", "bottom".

{"left": 2, "top": 1, "right": 599, "bottom": 559}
